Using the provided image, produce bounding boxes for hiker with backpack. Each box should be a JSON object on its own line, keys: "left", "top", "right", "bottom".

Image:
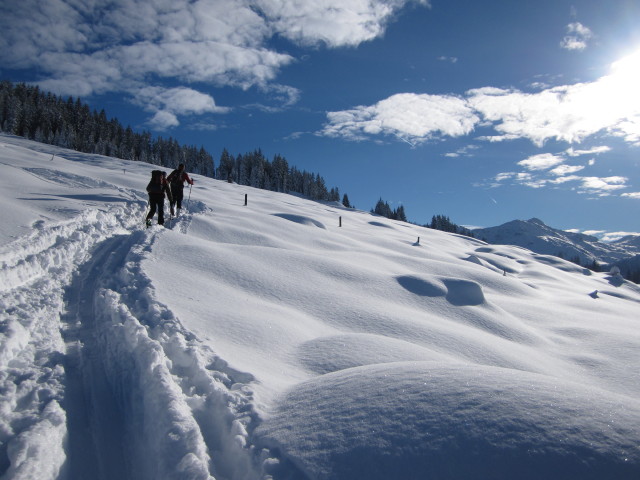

{"left": 146, "top": 170, "right": 173, "bottom": 226}
{"left": 167, "top": 164, "right": 194, "bottom": 215}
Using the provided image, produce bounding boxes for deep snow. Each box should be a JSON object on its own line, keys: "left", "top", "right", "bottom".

{"left": 1, "top": 133, "right": 639, "bottom": 480}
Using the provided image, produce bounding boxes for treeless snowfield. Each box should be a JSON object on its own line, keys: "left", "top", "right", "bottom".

{"left": 1, "top": 133, "right": 639, "bottom": 479}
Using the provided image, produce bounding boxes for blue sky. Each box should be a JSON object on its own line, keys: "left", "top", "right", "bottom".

{"left": 1, "top": 0, "right": 639, "bottom": 239}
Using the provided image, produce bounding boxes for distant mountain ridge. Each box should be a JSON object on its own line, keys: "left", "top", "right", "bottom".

{"left": 473, "top": 218, "right": 640, "bottom": 270}
{"left": 613, "top": 234, "right": 640, "bottom": 251}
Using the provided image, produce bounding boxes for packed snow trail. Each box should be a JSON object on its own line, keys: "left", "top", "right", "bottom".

{"left": 61, "top": 229, "right": 215, "bottom": 479}
{"left": 62, "top": 234, "right": 139, "bottom": 480}
{"left": 0, "top": 137, "right": 290, "bottom": 480}
{"left": 62, "top": 226, "right": 272, "bottom": 479}
{"left": 1, "top": 202, "right": 279, "bottom": 479}
{"left": 0, "top": 204, "right": 143, "bottom": 479}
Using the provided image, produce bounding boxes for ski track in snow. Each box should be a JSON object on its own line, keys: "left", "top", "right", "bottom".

{"left": 0, "top": 195, "right": 276, "bottom": 479}
{"left": 1, "top": 203, "right": 140, "bottom": 478}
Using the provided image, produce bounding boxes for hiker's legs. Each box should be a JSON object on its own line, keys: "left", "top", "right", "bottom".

{"left": 147, "top": 199, "right": 157, "bottom": 220}
{"left": 158, "top": 198, "right": 165, "bottom": 225}
{"left": 170, "top": 185, "right": 183, "bottom": 209}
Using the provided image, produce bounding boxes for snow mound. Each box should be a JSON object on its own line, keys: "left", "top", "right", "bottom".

{"left": 297, "top": 333, "right": 451, "bottom": 374}
{"left": 396, "top": 274, "right": 447, "bottom": 297}
{"left": 442, "top": 278, "right": 485, "bottom": 306}
{"left": 256, "top": 362, "right": 640, "bottom": 480}
{"left": 272, "top": 213, "right": 326, "bottom": 229}
{"left": 368, "top": 221, "right": 395, "bottom": 228}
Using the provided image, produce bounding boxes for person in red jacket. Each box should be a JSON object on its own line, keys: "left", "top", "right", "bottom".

{"left": 146, "top": 170, "right": 173, "bottom": 226}
{"left": 167, "top": 164, "right": 194, "bottom": 214}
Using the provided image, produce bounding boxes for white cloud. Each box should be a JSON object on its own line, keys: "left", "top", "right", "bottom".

{"left": 466, "top": 51, "right": 640, "bottom": 146}
{"left": 252, "top": 84, "right": 303, "bottom": 111}
{"left": 601, "top": 231, "right": 640, "bottom": 242}
{"left": 523, "top": 179, "right": 547, "bottom": 189}
{"left": 581, "top": 229, "right": 606, "bottom": 236}
{"left": 317, "top": 49, "right": 637, "bottom": 200}
{"left": 549, "top": 164, "right": 585, "bottom": 176}
{"left": 444, "top": 144, "right": 479, "bottom": 157}
{"left": 476, "top": 134, "right": 521, "bottom": 143}
{"left": 493, "top": 169, "right": 628, "bottom": 197}
{"left": 255, "top": 0, "right": 429, "bottom": 48}
{"left": 321, "top": 93, "right": 478, "bottom": 144}
{"left": 494, "top": 172, "right": 516, "bottom": 182}
{"left": 0, "top": 0, "right": 430, "bottom": 90}
{"left": 131, "top": 86, "right": 231, "bottom": 129}
{"left": 560, "top": 37, "right": 588, "bottom": 51}
{"left": 488, "top": 171, "right": 537, "bottom": 188}
{"left": 549, "top": 175, "right": 582, "bottom": 184}
{"left": 560, "top": 22, "right": 593, "bottom": 51}
{"left": 517, "top": 153, "right": 564, "bottom": 171}
{"left": 135, "top": 87, "right": 230, "bottom": 116}
{"left": 1, "top": 0, "right": 428, "bottom": 126}
{"left": 622, "top": 192, "right": 640, "bottom": 199}
{"left": 0, "top": 0, "right": 297, "bottom": 127}
{"left": 149, "top": 111, "right": 180, "bottom": 130}
{"left": 565, "top": 146, "right": 611, "bottom": 156}
{"left": 0, "top": 0, "right": 88, "bottom": 67}
{"left": 467, "top": 86, "right": 584, "bottom": 146}
{"left": 0, "top": 0, "right": 285, "bottom": 92}
{"left": 614, "top": 117, "right": 640, "bottom": 145}
{"left": 580, "top": 176, "right": 627, "bottom": 192}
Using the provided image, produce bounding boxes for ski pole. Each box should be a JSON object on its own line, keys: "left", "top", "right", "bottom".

{"left": 186, "top": 183, "right": 193, "bottom": 212}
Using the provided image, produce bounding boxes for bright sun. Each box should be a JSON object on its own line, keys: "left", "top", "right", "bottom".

{"left": 572, "top": 48, "right": 640, "bottom": 141}
{"left": 610, "top": 48, "right": 640, "bottom": 83}
{"left": 604, "top": 49, "right": 640, "bottom": 141}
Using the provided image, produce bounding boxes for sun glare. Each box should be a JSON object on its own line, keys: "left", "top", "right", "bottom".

{"left": 586, "top": 48, "right": 640, "bottom": 128}
{"left": 610, "top": 48, "right": 640, "bottom": 80}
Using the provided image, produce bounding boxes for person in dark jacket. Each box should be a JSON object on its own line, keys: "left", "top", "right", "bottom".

{"left": 146, "top": 170, "right": 173, "bottom": 226}
{"left": 167, "top": 164, "right": 194, "bottom": 214}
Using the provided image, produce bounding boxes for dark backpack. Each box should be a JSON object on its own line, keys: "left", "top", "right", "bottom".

{"left": 147, "top": 170, "right": 164, "bottom": 194}
{"left": 169, "top": 168, "right": 183, "bottom": 186}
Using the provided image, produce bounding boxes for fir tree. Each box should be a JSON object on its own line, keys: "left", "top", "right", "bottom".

{"left": 426, "top": 214, "right": 474, "bottom": 238}
{"left": 217, "top": 148, "right": 234, "bottom": 182}
{"left": 395, "top": 205, "right": 407, "bottom": 222}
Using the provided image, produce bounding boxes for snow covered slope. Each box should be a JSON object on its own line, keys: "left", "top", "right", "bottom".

{"left": 1, "top": 133, "right": 640, "bottom": 480}
{"left": 613, "top": 234, "right": 640, "bottom": 252}
{"left": 473, "top": 217, "right": 639, "bottom": 266}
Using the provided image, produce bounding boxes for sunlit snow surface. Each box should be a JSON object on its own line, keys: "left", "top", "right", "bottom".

{"left": 1, "top": 133, "right": 639, "bottom": 479}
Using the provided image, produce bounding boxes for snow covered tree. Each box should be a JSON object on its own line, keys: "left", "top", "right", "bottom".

{"left": 272, "top": 154, "right": 289, "bottom": 192}
{"left": 373, "top": 198, "right": 393, "bottom": 218}
{"left": 217, "top": 148, "right": 234, "bottom": 181}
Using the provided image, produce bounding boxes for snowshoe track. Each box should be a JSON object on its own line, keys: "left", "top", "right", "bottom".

{"left": 1, "top": 203, "right": 276, "bottom": 480}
